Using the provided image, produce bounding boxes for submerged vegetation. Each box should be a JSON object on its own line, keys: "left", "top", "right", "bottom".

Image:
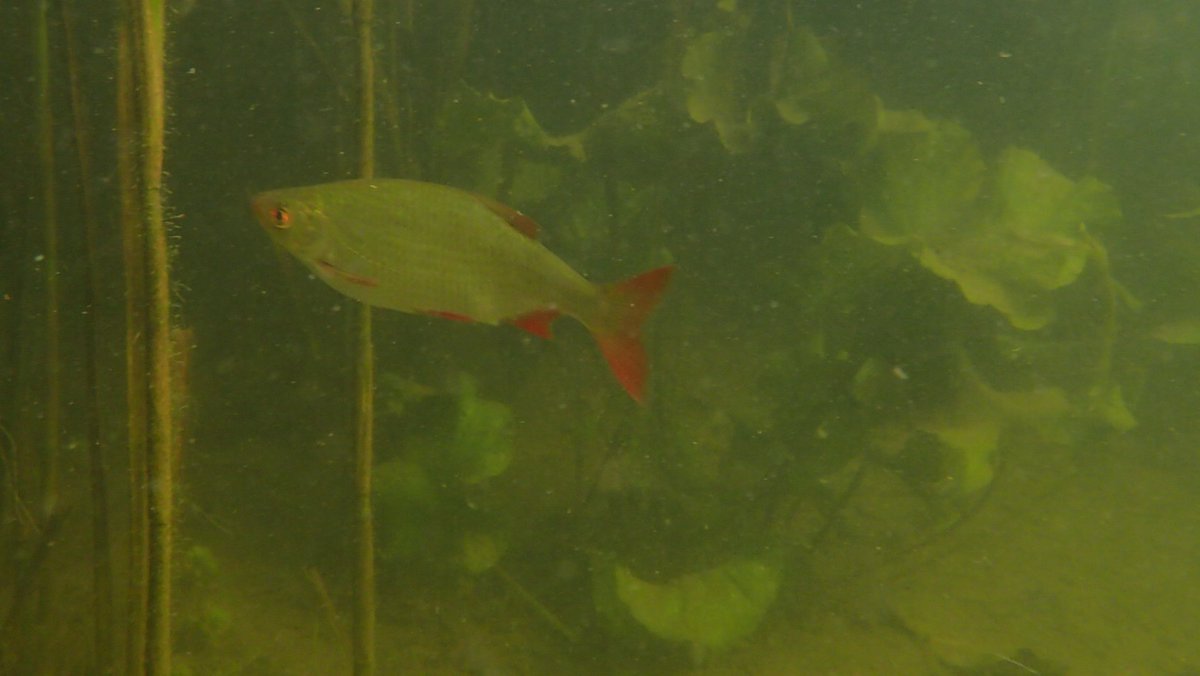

{"left": 3, "top": 0, "right": 1200, "bottom": 672}
{"left": 343, "top": 0, "right": 1154, "bottom": 663}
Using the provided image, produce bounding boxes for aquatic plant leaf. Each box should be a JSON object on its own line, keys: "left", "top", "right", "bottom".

{"left": 682, "top": 26, "right": 756, "bottom": 152}
{"left": 579, "top": 87, "right": 684, "bottom": 181}
{"left": 875, "top": 106, "right": 937, "bottom": 135}
{"left": 861, "top": 119, "right": 1120, "bottom": 329}
{"left": 859, "top": 118, "right": 984, "bottom": 245}
{"left": 922, "top": 411, "right": 1003, "bottom": 495}
{"left": 1150, "top": 319, "right": 1200, "bottom": 344}
{"left": 1090, "top": 383, "right": 1137, "bottom": 432}
{"left": 921, "top": 366, "right": 1071, "bottom": 495}
{"left": 372, "top": 458, "right": 439, "bottom": 561}
{"left": 769, "top": 28, "right": 879, "bottom": 147}
{"left": 682, "top": 18, "right": 877, "bottom": 154}
{"left": 460, "top": 531, "right": 504, "bottom": 574}
{"left": 507, "top": 159, "right": 564, "bottom": 207}
{"left": 182, "top": 545, "right": 219, "bottom": 580}
{"left": 378, "top": 373, "right": 436, "bottom": 417}
{"left": 916, "top": 245, "right": 1055, "bottom": 330}
{"left": 770, "top": 27, "right": 832, "bottom": 126}
{"left": 452, "top": 380, "right": 514, "bottom": 484}
{"left": 614, "top": 558, "right": 780, "bottom": 650}
{"left": 1165, "top": 205, "right": 1200, "bottom": 219}
{"left": 922, "top": 148, "right": 1117, "bottom": 329}
{"left": 433, "top": 83, "right": 579, "bottom": 197}
{"left": 374, "top": 458, "right": 437, "bottom": 507}
{"left": 989, "top": 148, "right": 1115, "bottom": 290}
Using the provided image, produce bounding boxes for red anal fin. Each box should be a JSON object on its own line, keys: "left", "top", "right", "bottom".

{"left": 316, "top": 259, "right": 379, "bottom": 287}
{"left": 471, "top": 193, "right": 540, "bottom": 239}
{"left": 510, "top": 308, "right": 560, "bottom": 339}
{"left": 424, "top": 309, "right": 475, "bottom": 323}
{"left": 590, "top": 264, "right": 675, "bottom": 404}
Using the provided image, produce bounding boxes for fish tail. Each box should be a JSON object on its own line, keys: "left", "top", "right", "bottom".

{"left": 589, "top": 265, "right": 675, "bottom": 403}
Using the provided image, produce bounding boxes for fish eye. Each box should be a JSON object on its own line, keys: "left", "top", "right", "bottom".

{"left": 270, "top": 205, "right": 291, "bottom": 229}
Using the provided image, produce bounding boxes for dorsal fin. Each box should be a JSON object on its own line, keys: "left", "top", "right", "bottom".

{"left": 472, "top": 193, "right": 540, "bottom": 239}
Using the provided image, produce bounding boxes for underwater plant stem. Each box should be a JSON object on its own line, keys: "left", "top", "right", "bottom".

{"left": 62, "top": 1, "right": 115, "bottom": 671}
{"left": 36, "top": 0, "right": 61, "bottom": 527}
{"left": 357, "top": 0, "right": 376, "bottom": 181}
{"left": 117, "top": 14, "right": 149, "bottom": 675}
{"left": 495, "top": 566, "right": 579, "bottom": 644}
{"left": 352, "top": 1, "right": 377, "bottom": 675}
{"left": 277, "top": 0, "right": 349, "bottom": 106}
{"left": 1084, "top": 5, "right": 1120, "bottom": 174}
{"left": 130, "top": 0, "right": 174, "bottom": 673}
{"left": 29, "top": 5, "right": 62, "bottom": 667}
{"left": 1085, "top": 232, "right": 1117, "bottom": 383}
{"left": 444, "top": 0, "right": 475, "bottom": 93}
{"left": 352, "top": 305, "right": 376, "bottom": 676}
{"left": 809, "top": 459, "right": 869, "bottom": 549}
{"left": 305, "top": 567, "right": 350, "bottom": 649}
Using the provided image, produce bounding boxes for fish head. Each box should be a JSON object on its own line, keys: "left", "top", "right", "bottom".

{"left": 250, "top": 189, "right": 328, "bottom": 260}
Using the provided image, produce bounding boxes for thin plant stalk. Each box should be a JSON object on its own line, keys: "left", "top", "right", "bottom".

{"left": 32, "top": 5, "right": 61, "bottom": 668}
{"left": 129, "top": 0, "right": 173, "bottom": 673}
{"left": 35, "top": 0, "right": 61, "bottom": 529}
{"left": 352, "top": 1, "right": 377, "bottom": 674}
{"left": 61, "top": 2, "right": 114, "bottom": 671}
{"left": 352, "top": 307, "right": 376, "bottom": 676}
{"left": 443, "top": 0, "right": 475, "bottom": 96}
{"left": 306, "top": 567, "right": 349, "bottom": 649}
{"left": 116, "top": 14, "right": 149, "bottom": 675}
{"left": 380, "top": 0, "right": 416, "bottom": 178}
{"left": 357, "top": 0, "right": 376, "bottom": 180}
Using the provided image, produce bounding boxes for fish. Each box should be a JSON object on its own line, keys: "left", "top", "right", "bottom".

{"left": 250, "top": 178, "right": 674, "bottom": 402}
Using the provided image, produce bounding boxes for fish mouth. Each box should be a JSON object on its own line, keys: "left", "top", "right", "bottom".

{"left": 248, "top": 194, "right": 273, "bottom": 227}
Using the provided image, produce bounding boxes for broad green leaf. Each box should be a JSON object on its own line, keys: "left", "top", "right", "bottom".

{"left": 433, "top": 84, "right": 577, "bottom": 197}
{"left": 1090, "top": 383, "right": 1137, "bottom": 433}
{"left": 452, "top": 378, "right": 514, "bottom": 484}
{"left": 614, "top": 558, "right": 780, "bottom": 650}
{"left": 682, "top": 27, "right": 755, "bottom": 152}
{"left": 460, "top": 531, "right": 504, "bottom": 574}
{"left": 861, "top": 119, "right": 1121, "bottom": 329}
{"left": 860, "top": 119, "right": 984, "bottom": 245}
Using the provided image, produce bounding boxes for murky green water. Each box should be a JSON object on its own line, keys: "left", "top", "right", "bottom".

{"left": 3, "top": 1, "right": 1200, "bottom": 673}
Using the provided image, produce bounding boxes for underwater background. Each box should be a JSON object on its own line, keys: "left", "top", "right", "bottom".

{"left": 3, "top": 0, "right": 1200, "bottom": 673}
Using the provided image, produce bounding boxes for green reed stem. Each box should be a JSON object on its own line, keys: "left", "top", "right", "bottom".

{"left": 116, "top": 14, "right": 149, "bottom": 675}
{"left": 129, "top": 0, "right": 173, "bottom": 673}
{"left": 62, "top": 2, "right": 115, "bottom": 671}
{"left": 353, "top": 1, "right": 377, "bottom": 675}
{"left": 35, "top": 0, "right": 61, "bottom": 531}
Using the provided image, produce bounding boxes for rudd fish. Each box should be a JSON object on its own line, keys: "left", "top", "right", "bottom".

{"left": 250, "top": 178, "right": 674, "bottom": 402}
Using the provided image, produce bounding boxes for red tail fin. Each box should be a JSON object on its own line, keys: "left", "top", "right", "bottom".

{"left": 590, "top": 265, "right": 675, "bottom": 403}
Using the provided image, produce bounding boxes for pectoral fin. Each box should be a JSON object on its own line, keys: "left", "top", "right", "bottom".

{"left": 316, "top": 259, "right": 379, "bottom": 287}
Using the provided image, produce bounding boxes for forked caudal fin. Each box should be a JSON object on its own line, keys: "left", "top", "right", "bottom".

{"left": 590, "top": 265, "right": 675, "bottom": 404}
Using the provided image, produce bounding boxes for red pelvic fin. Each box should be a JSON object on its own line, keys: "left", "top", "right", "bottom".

{"left": 590, "top": 265, "right": 675, "bottom": 403}
{"left": 471, "top": 193, "right": 540, "bottom": 239}
{"left": 510, "top": 308, "right": 560, "bottom": 339}
{"left": 424, "top": 309, "right": 474, "bottom": 323}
